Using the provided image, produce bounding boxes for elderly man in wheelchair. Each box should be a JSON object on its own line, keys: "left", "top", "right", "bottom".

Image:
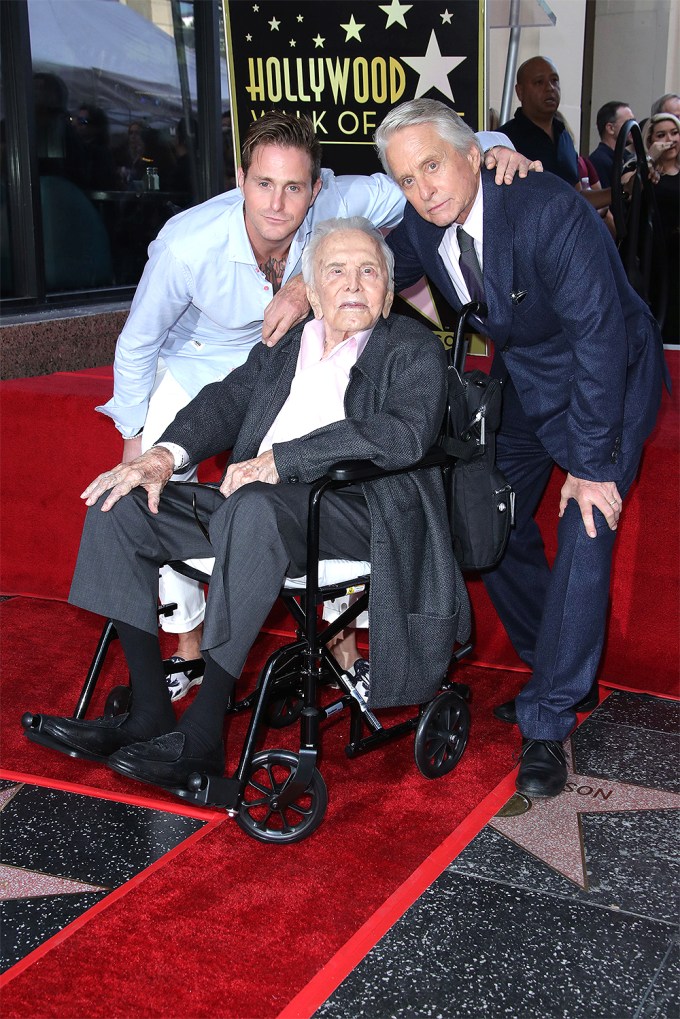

{"left": 23, "top": 216, "right": 470, "bottom": 810}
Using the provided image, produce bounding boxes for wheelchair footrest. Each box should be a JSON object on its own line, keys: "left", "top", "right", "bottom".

{"left": 172, "top": 774, "right": 242, "bottom": 811}
{"left": 345, "top": 717, "right": 419, "bottom": 758}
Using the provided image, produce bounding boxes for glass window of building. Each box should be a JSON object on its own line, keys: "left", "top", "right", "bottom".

{"left": 1, "top": 0, "right": 228, "bottom": 302}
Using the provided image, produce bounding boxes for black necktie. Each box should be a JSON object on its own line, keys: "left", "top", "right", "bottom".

{"left": 457, "top": 226, "right": 484, "bottom": 303}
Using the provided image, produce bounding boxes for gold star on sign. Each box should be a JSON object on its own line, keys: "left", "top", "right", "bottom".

{"left": 268, "top": 16, "right": 280, "bottom": 31}
{"left": 379, "top": 0, "right": 413, "bottom": 29}
{"left": 340, "top": 14, "right": 364, "bottom": 42}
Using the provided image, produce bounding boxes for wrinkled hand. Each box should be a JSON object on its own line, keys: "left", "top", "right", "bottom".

{"left": 485, "top": 146, "right": 543, "bottom": 184}
{"left": 559, "top": 473, "right": 622, "bottom": 538}
{"left": 81, "top": 447, "right": 175, "bottom": 513}
{"left": 220, "top": 450, "right": 280, "bottom": 498}
{"left": 122, "top": 435, "right": 143, "bottom": 464}
{"left": 261, "top": 275, "right": 310, "bottom": 348}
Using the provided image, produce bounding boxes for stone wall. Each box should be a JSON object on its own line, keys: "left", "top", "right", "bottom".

{"left": 0, "top": 303, "right": 130, "bottom": 379}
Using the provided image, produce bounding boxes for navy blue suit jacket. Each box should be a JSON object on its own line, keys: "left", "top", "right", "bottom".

{"left": 387, "top": 169, "right": 667, "bottom": 484}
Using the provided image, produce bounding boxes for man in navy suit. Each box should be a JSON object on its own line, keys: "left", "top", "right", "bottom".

{"left": 376, "top": 98, "right": 667, "bottom": 798}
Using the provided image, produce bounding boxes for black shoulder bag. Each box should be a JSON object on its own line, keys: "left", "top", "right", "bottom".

{"left": 441, "top": 304, "right": 515, "bottom": 572}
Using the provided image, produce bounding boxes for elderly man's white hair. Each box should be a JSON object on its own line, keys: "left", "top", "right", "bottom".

{"left": 301, "top": 216, "right": 395, "bottom": 290}
{"left": 374, "top": 98, "right": 482, "bottom": 177}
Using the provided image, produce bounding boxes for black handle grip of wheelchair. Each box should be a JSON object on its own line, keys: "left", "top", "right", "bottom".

{"left": 451, "top": 301, "right": 488, "bottom": 374}
{"left": 325, "top": 444, "right": 450, "bottom": 484}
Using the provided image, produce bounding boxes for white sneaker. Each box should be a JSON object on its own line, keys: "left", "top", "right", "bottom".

{"left": 166, "top": 656, "right": 204, "bottom": 702}
{"left": 348, "top": 658, "right": 370, "bottom": 710}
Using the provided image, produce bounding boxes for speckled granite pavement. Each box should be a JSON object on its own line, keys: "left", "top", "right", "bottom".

{"left": 0, "top": 781, "right": 205, "bottom": 972}
{"left": 314, "top": 691, "right": 680, "bottom": 1019}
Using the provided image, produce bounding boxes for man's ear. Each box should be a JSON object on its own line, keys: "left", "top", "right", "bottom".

{"left": 237, "top": 166, "right": 245, "bottom": 190}
{"left": 467, "top": 143, "right": 482, "bottom": 174}
{"left": 382, "top": 289, "right": 394, "bottom": 318}
{"left": 309, "top": 177, "right": 323, "bottom": 207}
{"left": 306, "top": 283, "right": 323, "bottom": 319}
{"left": 515, "top": 81, "right": 523, "bottom": 103}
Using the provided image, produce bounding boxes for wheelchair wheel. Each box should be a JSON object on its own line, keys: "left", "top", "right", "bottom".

{"left": 104, "top": 685, "right": 132, "bottom": 718}
{"left": 414, "top": 690, "right": 470, "bottom": 778}
{"left": 236, "top": 749, "right": 327, "bottom": 844}
{"left": 266, "top": 688, "right": 304, "bottom": 729}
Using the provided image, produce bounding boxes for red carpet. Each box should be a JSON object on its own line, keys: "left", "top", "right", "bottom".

{"left": 1, "top": 596, "right": 523, "bottom": 1018}
{"left": 1, "top": 354, "right": 677, "bottom": 695}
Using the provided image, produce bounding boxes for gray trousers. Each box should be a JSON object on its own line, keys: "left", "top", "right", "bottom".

{"left": 69, "top": 481, "right": 371, "bottom": 678}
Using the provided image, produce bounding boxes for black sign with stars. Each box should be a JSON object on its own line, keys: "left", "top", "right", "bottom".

{"left": 223, "top": 0, "right": 483, "bottom": 175}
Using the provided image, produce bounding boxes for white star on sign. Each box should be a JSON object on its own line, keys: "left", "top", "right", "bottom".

{"left": 289, "top": 39, "right": 296, "bottom": 47}
{"left": 313, "top": 34, "right": 325, "bottom": 48}
{"left": 268, "top": 16, "right": 280, "bottom": 31}
{"left": 379, "top": 0, "right": 413, "bottom": 29}
{"left": 490, "top": 740, "right": 680, "bottom": 890}
{"left": 252, "top": 4, "right": 259, "bottom": 11}
{"left": 297, "top": 14, "right": 304, "bottom": 22}
{"left": 440, "top": 9, "right": 453, "bottom": 23}
{"left": 246, "top": 33, "right": 252, "bottom": 41}
{"left": 340, "top": 14, "right": 365, "bottom": 42}
{"left": 401, "top": 30, "right": 466, "bottom": 101}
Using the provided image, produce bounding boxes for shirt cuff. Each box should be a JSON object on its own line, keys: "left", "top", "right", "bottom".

{"left": 478, "top": 131, "right": 514, "bottom": 152}
{"left": 154, "top": 441, "right": 190, "bottom": 471}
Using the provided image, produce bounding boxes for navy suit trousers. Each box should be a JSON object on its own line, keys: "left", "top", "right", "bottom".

{"left": 482, "top": 378, "right": 643, "bottom": 741}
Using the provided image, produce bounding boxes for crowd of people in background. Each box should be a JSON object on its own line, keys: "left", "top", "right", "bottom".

{"left": 495, "top": 58, "right": 678, "bottom": 344}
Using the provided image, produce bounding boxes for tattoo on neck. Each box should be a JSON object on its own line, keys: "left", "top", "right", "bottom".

{"left": 259, "top": 255, "right": 287, "bottom": 293}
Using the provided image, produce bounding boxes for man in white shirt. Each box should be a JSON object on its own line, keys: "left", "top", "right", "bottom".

{"left": 25, "top": 218, "right": 468, "bottom": 796}
{"left": 100, "top": 111, "right": 536, "bottom": 696}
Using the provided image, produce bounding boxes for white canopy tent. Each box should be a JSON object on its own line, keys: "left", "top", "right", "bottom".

{"left": 27, "top": 0, "right": 229, "bottom": 132}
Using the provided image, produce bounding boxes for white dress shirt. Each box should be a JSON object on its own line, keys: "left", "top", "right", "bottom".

{"left": 438, "top": 180, "right": 485, "bottom": 305}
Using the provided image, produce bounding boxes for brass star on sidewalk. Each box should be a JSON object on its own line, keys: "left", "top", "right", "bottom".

{"left": 0, "top": 863, "right": 108, "bottom": 902}
{"left": 490, "top": 741, "right": 680, "bottom": 889}
{"left": 401, "top": 30, "right": 466, "bottom": 102}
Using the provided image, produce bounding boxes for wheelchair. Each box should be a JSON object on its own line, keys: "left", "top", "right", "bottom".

{"left": 23, "top": 315, "right": 484, "bottom": 846}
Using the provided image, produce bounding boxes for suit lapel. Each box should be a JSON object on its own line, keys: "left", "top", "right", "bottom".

{"left": 481, "top": 172, "right": 513, "bottom": 348}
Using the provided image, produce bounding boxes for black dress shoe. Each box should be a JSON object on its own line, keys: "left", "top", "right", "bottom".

{"left": 516, "top": 739, "right": 568, "bottom": 797}
{"left": 108, "top": 732, "right": 225, "bottom": 790}
{"left": 22, "top": 712, "right": 157, "bottom": 763}
{"left": 493, "top": 681, "right": 600, "bottom": 724}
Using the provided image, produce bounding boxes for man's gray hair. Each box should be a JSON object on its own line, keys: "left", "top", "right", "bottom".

{"left": 374, "top": 98, "right": 482, "bottom": 178}
{"left": 301, "top": 216, "right": 395, "bottom": 289}
{"left": 651, "top": 93, "right": 680, "bottom": 116}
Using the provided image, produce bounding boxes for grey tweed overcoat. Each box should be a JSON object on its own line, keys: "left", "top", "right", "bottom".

{"left": 162, "top": 312, "right": 470, "bottom": 708}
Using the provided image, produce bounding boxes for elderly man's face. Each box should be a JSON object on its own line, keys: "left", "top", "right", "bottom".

{"left": 307, "top": 229, "right": 393, "bottom": 341}
{"left": 385, "top": 122, "right": 481, "bottom": 227}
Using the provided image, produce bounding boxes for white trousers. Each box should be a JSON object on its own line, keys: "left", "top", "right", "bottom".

{"left": 142, "top": 364, "right": 206, "bottom": 634}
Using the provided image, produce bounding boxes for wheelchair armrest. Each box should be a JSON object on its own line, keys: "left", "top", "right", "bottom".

{"left": 325, "top": 444, "right": 450, "bottom": 484}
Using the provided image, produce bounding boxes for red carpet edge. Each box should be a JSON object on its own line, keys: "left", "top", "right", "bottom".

{"left": 278, "top": 768, "right": 520, "bottom": 1019}
{"left": 0, "top": 790, "right": 225, "bottom": 991}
